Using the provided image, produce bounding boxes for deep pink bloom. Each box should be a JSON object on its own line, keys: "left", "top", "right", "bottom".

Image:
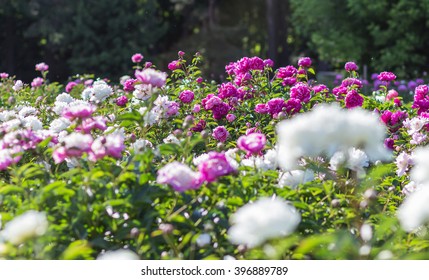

{"left": 277, "top": 66, "right": 297, "bottom": 79}
{"left": 341, "top": 78, "right": 363, "bottom": 88}
{"left": 332, "top": 86, "right": 348, "bottom": 99}
{"left": 313, "top": 84, "right": 329, "bottom": 94}
{"left": 66, "top": 81, "right": 78, "bottom": 93}
{"left": 237, "top": 133, "right": 266, "bottom": 155}
{"left": 394, "top": 98, "right": 402, "bottom": 107}
{"left": 116, "top": 95, "right": 128, "bottom": 107}
{"left": 0, "top": 72, "right": 9, "bottom": 79}
{"left": 198, "top": 152, "right": 235, "bottom": 183}
{"left": 123, "top": 79, "right": 136, "bottom": 92}
{"left": 254, "top": 103, "right": 269, "bottom": 114}
{"left": 226, "top": 113, "right": 236, "bottom": 122}
{"left": 377, "top": 71, "right": 396, "bottom": 82}
{"left": 203, "top": 95, "right": 222, "bottom": 110}
{"left": 284, "top": 98, "right": 302, "bottom": 115}
{"left": 344, "top": 62, "right": 358, "bottom": 72}
{"left": 135, "top": 69, "right": 167, "bottom": 88}
{"left": 196, "top": 77, "right": 203, "bottom": 83}
{"left": 384, "top": 138, "right": 394, "bottom": 150}
{"left": 35, "top": 62, "right": 49, "bottom": 72}
{"left": 190, "top": 119, "right": 206, "bottom": 132}
{"left": 282, "top": 77, "right": 297, "bottom": 86}
{"left": 62, "top": 104, "right": 96, "bottom": 120}
{"left": 31, "top": 77, "right": 44, "bottom": 88}
{"left": 263, "top": 59, "right": 274, "bottom": 67}
{"left": 298, "top": 57, "right": 312, "bottom": 68}
{"left": 218, "top": 82, "right": 237, "bottom": 99}
{"left": 192, "top": 104, "right": 201, "bottom": 113}
{"left": 178, "top": 51, "right": 185, "bottom": 57}
{"left": 179, "top": 90, "right": 195, "bottom": 103}
{"left": 414, "top": 85, "right": 429, "bottom": 101}
{"left": 234, "top": 72, "right": 252, "bottom": 86}
{"left": 168, "top": 60, "right": 181, "bottom": 71}
{"left": 212, "top": 102, "right": 230, "bottom": 120}
{"left": 344, "top": 89, "right": 364, "bottom": 108}
{"left": 144, "top": 62, "right": 153, "bottom": 68}
{"left": 266, "top": 98, "right": 285, "bottom": 115}
{"left": 77, "top": 116, "right": 108, "bottom": 134}
{"left": 166, "top": 102, "right": 180, "bottom": 117}
{"left": 212, "top": 126, "right": 229, "bottom": 142}
{"left": 131, "top": 53, "right": 144, "bottom": 63}
{"left": 290, "top": 82, "right": 311, "bottom": 103}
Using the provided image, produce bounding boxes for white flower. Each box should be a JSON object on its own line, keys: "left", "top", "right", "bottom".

{"left": 278, "top": 169, "right": 315, "bottom": 189}
{"left": 1, "top": 211, "right": 48, "bottom": 245}
{"left": 18, "top": 106, "right": 37, "bottom": 118}
{"left": 396, "top": 152, "right": 412, "bottom": 176}
{"left": 196, "top": 233, "right": 211, "bottom": 247}
{"left": 410, "top": 147, "right": 429, "bottom": 184}
{"left": 360, "top": 224, "right": 373, "bottom": 242}
{"left": 193, "top": 153, "right": 210, "bottom": 166}
{"left": 402, "top": 181, "right": 421, "bottom": 196}
{"left": 133, "top": 84, "right": 155, "bottom": 101}
{"left": 82, "top": 80, "right": 113, "bottom": 102}
{"left": 263, "top": 149, "right": 278, "bottom": 170}
{"left": 163, "top": 134, "right": 180, "bottom": 144}
{"left": 397, "top": 186, "right": 429, "bottom": 232}
{"left": 12, "top": 80, "right": 23, "bottom": 91}
{"left": 276, "top": 104, "right": 391, "bottom": 170}
{"left": 131, "top": 139, "right": 153, "bottom": 152}
{"left": 49, "top": 118, "right": 71, "bottom": 133}
{"left": 241, "top": 156, "right": 271, "bottom": 171}
{"left": 55, "top": 93, "right": 75, "bottom": 104}
{"left": 97, "top": 249, "right": 139, "bottom": 260}
{"left": 224, "top": 148, "right": 240, "bottom": 169}
{"left": 228, "top": 197, "right": 300, "bottom": 248}
{"left": 22, "top": 116, "right": 43, "bottom": 131}
{"left": 346, "top": 148, "right": 369, "bottom": 177}
{"left": 0, "top": 111, "right": 18, "bottom": 122}
{"left": 403, "top": 117, "right": 428, "bottom": 135}
{"left": 138, "top": 107, "right": 157, "bottom": 126}
{"left": 63, "top": 133, "right": 93, "bottom": 150}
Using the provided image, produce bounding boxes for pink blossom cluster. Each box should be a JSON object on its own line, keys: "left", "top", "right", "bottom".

{"left": 377, "top": 71, "right": 397, "bottom": 82}
{"left": 412, "top": 84, "right": 429, "bottom": 114}
{"left": 237, "top": 132, "right": 266, "bottom": 156}
{"left": 225, "top": 56, "right": 265, "bottom": 76}
{"left": 201, "top": 94, "right": 230, "bottom": 120}
{"left": 254, "top": 97, "right": 302, "bottom": 118}
{"left": 344, "top": 89, "right": 364, "bottom": 108}
{"left": 380, "top": 110, "right": 408, "bottom": 132}
{"left": 212, "top": 126, "right": 229, "bottom": 142}
{"left": 135, "top": 68, "right": 167, "bottom": 88}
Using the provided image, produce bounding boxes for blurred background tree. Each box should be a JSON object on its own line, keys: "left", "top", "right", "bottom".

{"left": 1, "top": 0, "right": 429, "bottom": 82}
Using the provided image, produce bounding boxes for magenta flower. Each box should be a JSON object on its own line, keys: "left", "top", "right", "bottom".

{"left": 290, "top": 82, "right": 311, "bottom": 103}
{"left": 135, "top": 68, "right": 167, "bottom": 88}
{"left": 377, "top": 71, "right": 396, "bottom": 82}
{"left": 123, "top": 79, "right": 136, "bottom": 92}
{"left": 35, "top": 62, "right": 49, "bottom": 72}
{"left": 284, "top": 98, "right": 302, "bottom": 115}
{"left": 344, "top": 62, "right": 358, "bottom": 72}
{"left": 204, "top": 95, "right": 222, "bottom": 110}
{"left": 212, "top": 102, "right": 230, "bottom": 120}
{"left": 298, "top": 57, "right": 312, "bottom": 68}
{"left": 212, "top": 126, "right": 229, "bottom": 143}
{"left": 131, "top": 53, "right": 144, "bottom": 63}
{"left": 196, "top": 77, "right": 203, "bottom": 84}
{"left": 144, "top": 62, "right": 153, "bottom": 68}
{"left": 77, "top": 116, "right": 107, "bottom": 134}
{"left": 66, "top": 81, "right": 78, "bottom": 93}
{"left": 198, "top": 152, "right": 235, "bottom": 183}
{"left": 31, "top": 77, "right": 44, "bottom": 88}
{"left": 62, "top": 103, "right": 96, "bottom": 120}
{"left": 218, "top": 82, "right": 238, "bottom": 99}
{"left": 263, "top": 59, "right": 274, "bottom": 67}
{"left": 414, "top": 85, "right": 429, "bottom": 101}
{"left": 341, "top": 78, "right": 363, "bottom": 88}
{"left": 178, "top": 51, "right": 185, "bottom": 57}
{"left": 166, "top": 101, "right": 180, "bottom": 117}
{"left": 192, "top": 104, "right": 201, "bottom": 113}
{"left": 277, "top": 66, "right": 297, "bottom": 79}
{"left": 282, "top": 77, "right": 297, "bottom": 86}
{"left": 344, "top": 90, "right": 364, "bottom": 108}
{"left": 157, "top": 161, "right": 203, "bottom": 192}
{"left": 179, "top": 90, "right": 195, "bottom": 103}
{"left": 313, "top": 84, "right": 328, "bottom": 94}
{"left": 254, "top": 103, "right": 269, "bottom": 114}
{"left": 190, "top": 119, "right": 206, "bottom": 132}
{"left": 237, "top": 133, "right": 266, "bottom": 155}
{"left": 332, "top": 86, "right": 348, "bottom": 99}
{"left": 267, "top": 98, "right": 285, "bottom": 115}
{"left": 116, "top": 96, "right": 128, "bottom": 107}
{"left": 226, "top": 113, "right": 236, "bottom": 122}
{"left": 168, "top": 60, "right": 181, "bottom": 71}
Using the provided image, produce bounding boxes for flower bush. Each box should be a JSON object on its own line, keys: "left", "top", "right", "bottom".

{"left": 0, "top": 53, "right": 429, "bottom": 260}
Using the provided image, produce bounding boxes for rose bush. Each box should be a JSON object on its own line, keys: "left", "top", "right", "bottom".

{"left": 0, "top": 52, "right": 428, "bottom": 260}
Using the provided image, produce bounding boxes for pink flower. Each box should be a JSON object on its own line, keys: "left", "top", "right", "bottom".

{"left": 341, "top": 78, "right": 363, "bottom": 88}
{"left": 203, "top": 95, "right": 222, "bottom": 110}
{"left": 377, "top": 71, "right": 396, "bottom": 82}
{"left": 0, "top": 72, "right": 9, "bottom": 79}
{"left": 298, "top": 57, "right": 312, "bottom": 68}
{"left": 166, "top": 102, "right": 180, "bottom": 117}
{"left": 190, "top": 119, "right": 206, "bottom": 132}
{"left": 254, "top": 103, "right": 269, "bottom": 114}
{"left": 344, "top": 62, "right": 358, "bottom": 72}
{"left": 116, "top": 96, "right": 128, "bottom": 107}
{"left": 123, "top": 79, "right": 136, "bottom": 92}
{"left": 35, "top": 62, "right": 49, "bottom": 72}
{"left": 62, "top": 103, "right": 96, "bottom": 120}
{"left": 237, "top": 133, "right": 266, "bottom": 155}
{"left": 212, "top": 102, "right": 230, "bottom": 120}
{"left": 226, "top": 113, "right": 236, "bottom": 122}
{"left": 31, "top": 77, "right": 44, "bottom": 88}
{"left": 263, "top": 59, "right": 274, "bottom": 67}
{"left": 282, "top": 77, "right": 297, "bottom": 86}
{"left": 284, "top": 98, "right": 302, "bottom": 115}
{"left": 135, "top": 69, "right": 167, "bottom": 88}
{"left": 77, "top": 116, "right": 107, "bottom": 134}
{"left": 168, "top": 60, "right": 180, "bottom": 70}
{"left": 144, "top": 62, "right": 153, "bottom": 68}
{"left": 212, "top": 126, "right": 229, "bottom": 142}
{"left": 266, "top": 98, "right": 285, "bottom": 115}
{"left": 290, "top": 82, "right": 311, "bottom": 102}
{"left": 313, "top": 84, "right": 328, "bottom": 94}
{"left": 131, "top": 53, "right": 144, "bottom": 63}
{"left": 345, "top": 89, "right": 364, "bottom": 108}
{"left": 332, "top": 86, "right": 348, "bottom": 99}
{"left": 277, "top": 66, "right": 297, "bottom": 79}
{"left": 178, "top": 51, "right": 185, "bottom": 57}
{"left": 218, "top": 82, "right": 237, "bottom": 99}
{"left": 386, "top": 89, "right": 399, "bottom": 101}
{"left": 414, "top": 85, "right": 429, "bottom": 101}
{"left": 198, "top": 152, "right": 235, "bottom": 183}
{"left": 157, "top": 161, "right": 203, "bottom": 192}
{"left": 192, "top": 104, "right": 201, "bottom": 113}
{"left": 196, "top": 77, "right": 203, "bottom": 84}
{"left": 179, "top": 90, "right": 195, "bottom": 103}
{"left": 66, "top": 82, "right": 78, "bottom": 93}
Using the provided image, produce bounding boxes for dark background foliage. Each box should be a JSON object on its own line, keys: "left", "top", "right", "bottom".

{"left": 1, "top": 0, "right": 429, "bottom": 82}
